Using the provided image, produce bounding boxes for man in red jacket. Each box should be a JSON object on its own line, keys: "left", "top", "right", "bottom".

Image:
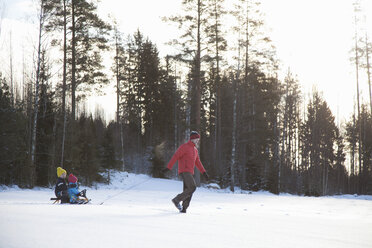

{"left": 163, "top": 131, "right": 209, "bottom": 213}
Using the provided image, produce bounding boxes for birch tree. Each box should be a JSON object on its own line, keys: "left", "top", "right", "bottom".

{"left": 31, "top": 0, "right": 50, "bottom": 187}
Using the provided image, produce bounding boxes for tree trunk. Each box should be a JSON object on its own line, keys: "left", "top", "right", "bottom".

{"left": 295, "top": 103, "right": 300, "bottom": 193}
{"left": 115, "top": 28, "right": 120, "bottom": 124}
{"left": 120, "top": 121, "right": 125, "bottom": 171}
{"left": 9, "top": 31, "right": 14, "bottom": 106}
{"left": 365, "top": 33, "right": 372, "bottom": 114}
{"left": 230, "top": 76, "right": 238, "bottom": 192}
{"left": 50, "top": 115, "right": 57, "bottom": 185}
{"left": 174, "top": 62, "right": 178, "bottom": 152}
{"left": 351, "top": 107, "right": 356, "bottom": 178}
{"left": 31, "top": 0, "right": 45, "bottom": 187}
{"left": 195, "top": 0, "right": 201, "bottom": 132}
{"left": 214, "top": 0, "right": 223, "bottom": 178}
{"left": 71, "top": 0, "right": 76, "bottom": 121}
{"left": 276, "top": 115, "right": 281, "bottom": 194}
{"left": 354, "top": 14, "right": 362, "bottom": 194}
{"left": 60, "top": 0, "right": 67, "bottom": 167}
{"left": 193, "top": 0, "right": 202, "bottom": 187}
{"left": 185, "top": 78, "right": 191, "bottom": 142}
{"left": 115, "top": 31, "right": 125, "bottom": 172}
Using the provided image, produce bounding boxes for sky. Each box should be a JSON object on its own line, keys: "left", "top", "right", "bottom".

{"left": 1, "top": 0, "right": 372, "bottom": 125}
{"left": 261, "top": 0, "right": 372, "bottom": 127}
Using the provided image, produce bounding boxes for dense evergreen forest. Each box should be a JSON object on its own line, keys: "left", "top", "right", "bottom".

{"left": 0, "top": 0, "right": 371, "bottom": 196}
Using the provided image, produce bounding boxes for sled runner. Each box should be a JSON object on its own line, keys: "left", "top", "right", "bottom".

{"left": 50, "top": 197, "right": 62, "bottom": 204}
{"left": 51, "top": 189, "right": 90, "bottom": 204}
{"left": 50, "top": 196, "right": 91, "bottom": 204}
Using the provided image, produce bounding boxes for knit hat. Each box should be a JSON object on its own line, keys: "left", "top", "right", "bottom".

{"left": 68, "top": 173, "right": 78, "bottom": 184}
{"left": 190, "top": 131, "right": 200, "bottom": 140}
{"left": 57, "top": 167, "right": 67, "bottom": 177}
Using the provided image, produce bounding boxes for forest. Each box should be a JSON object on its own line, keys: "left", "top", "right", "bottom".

{"left": 0, "top": 0, "right": 371, "bottom": 196}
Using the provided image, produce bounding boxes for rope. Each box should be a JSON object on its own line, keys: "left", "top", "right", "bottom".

{"left": 98, "top": 177, "right": 152, "bottom": 205}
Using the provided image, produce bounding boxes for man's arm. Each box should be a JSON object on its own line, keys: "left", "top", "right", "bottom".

{"left": 195, "top": 150, "right": 206, "bottom": 174}
{"left": 166, "top": 145, "right": 184, "bottom": 170}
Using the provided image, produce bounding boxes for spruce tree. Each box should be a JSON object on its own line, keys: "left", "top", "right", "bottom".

{"left": 281, "top": 71, "right": 301, "bottom": 193}
{"left": 101, "top": 123, "right": 118, "bottom": 184}
{"left": 300, "top": 91, "right": 338, "bottom": 196}
{"left": 35, "top": 50, "right": 56, "bottom": 186}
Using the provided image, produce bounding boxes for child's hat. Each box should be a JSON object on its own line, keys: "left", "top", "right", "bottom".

{"left": 68, "top": 173, "right": 78, "bottom": 184}
{"left": 57, "top": 167, "right": 66, "bottom": 177}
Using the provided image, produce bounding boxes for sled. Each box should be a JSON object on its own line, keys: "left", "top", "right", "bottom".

{"left": 50, "top": 197, "right": 62, "bottom": 204}
{"left": 50, "top": 196, "right": 91, "bottom": 204}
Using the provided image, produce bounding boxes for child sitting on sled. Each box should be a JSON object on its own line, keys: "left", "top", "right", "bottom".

{"left": 54, "top": 167, "right": 69, "bottom": 203}
{"left": 68, "top": 173, "right": 89, "bottom": 204}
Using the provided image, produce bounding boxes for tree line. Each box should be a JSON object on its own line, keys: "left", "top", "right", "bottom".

{"left": 0, "top": 0, "right": 371, "bottom": 196}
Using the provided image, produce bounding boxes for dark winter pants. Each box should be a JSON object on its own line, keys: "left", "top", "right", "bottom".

{"left": 173, "top": 172, "right": 197, "bottom": 210}
{"left": 57, "top": 190, "right": 69, "bottom": 204}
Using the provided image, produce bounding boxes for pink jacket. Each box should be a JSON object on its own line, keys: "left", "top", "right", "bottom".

{"left": 167, "top": 141, "right": 206, "bottom": 175}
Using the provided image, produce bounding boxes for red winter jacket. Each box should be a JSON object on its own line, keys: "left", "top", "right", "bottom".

{"left": 167, "top": 140, "right": 206, "bottom": 175}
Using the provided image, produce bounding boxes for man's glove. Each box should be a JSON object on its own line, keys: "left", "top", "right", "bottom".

{"left": 203, "top": 172, "right": 209, "bottom": 181}
{"left": 162, "top": 168, "right": 170, "bottom": 174}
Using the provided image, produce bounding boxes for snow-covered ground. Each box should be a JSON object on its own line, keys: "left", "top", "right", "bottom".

{"left": 1, "top": 172, "right": 371, "bottom": 248}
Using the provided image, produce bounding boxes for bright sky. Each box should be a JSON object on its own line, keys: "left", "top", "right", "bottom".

{"left": 1, "top": 0, "right": 372, "bottom": 125}
{"left": 261, "top": 0, "right": 372, "bottom": 126}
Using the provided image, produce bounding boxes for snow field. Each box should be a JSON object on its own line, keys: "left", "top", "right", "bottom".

{"left": 0, "top": 172, "right": 371, "bottom": 248}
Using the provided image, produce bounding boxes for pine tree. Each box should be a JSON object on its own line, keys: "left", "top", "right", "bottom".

{"left": 111, "top": 23, "right": 126, "bottom": 171}
{"left": 163, "top": 56, "right": 184, "bottom": 151}
{"left": 242, "top": 67, "right": 282, "bottom": 192}
{"left": 281, "top": 71, "right": 301, "bottom": 193}
{"left": 141, "top": 38, "right": 161, "bottom": 146}
{"left": 42, "top": 0, "right": 68, "bottom": 169}
{"left": 164, "top": 0, "right": 209, "bottom": 133}
{"left": 101, "top": 123, "right": 118, "bottom": 184}
{"left": 333, "top": 130, "right": 346, "bottom": 194}
{"left": 352, "top": 1, "right": 363, "bottom": 194}
{"left": 35, "top": 49, "right": 56, "bottom": 186}
{"left": 121, "top": 33, "right": 142, "bottom": 156}
{"left": 345, "top": 109, "right": 358, "bottom": 193}
{"left": 359, "top": 105, "right": 372, "bottom": 194}
{"left": 300, "top": 91, "right": 338, "bottom": 196}
{"left": 364, "top": 34, "right": 372, "bottom": 114}
{"left": 70, "top": 0, "right": 111, "bottom": 119}
{"left": 230, "top": 0, "right": 278, "bottom": 190}
{"left": 0, "top": 74, "right": 28, "bottom": 186}
{"left": 230, "top": 73, "right": 239, "bottom": 192}
{"left": 204, "top": 0, "right": 227, "bottom": 179}
{"left": 30, "top": 0, "right": 55, "bottom": 187}
{"left": 74, "top": 113, "right": 102, "bottom": 186}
